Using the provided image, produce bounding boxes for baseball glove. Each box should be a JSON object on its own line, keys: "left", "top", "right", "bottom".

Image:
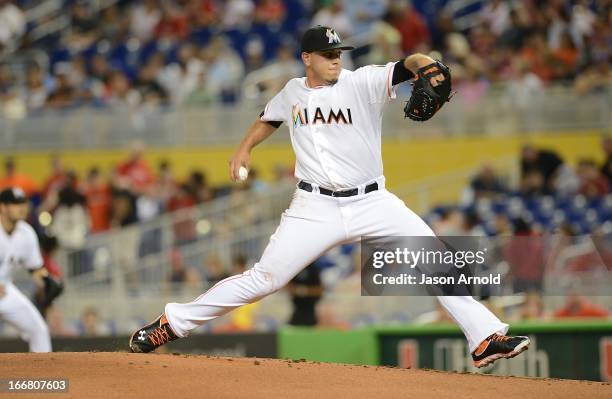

{"left": 35, "top": 276, "right": 64, "bottom": 310}
{"left": 404, "top": 61, "right": 453, "bottom": 122}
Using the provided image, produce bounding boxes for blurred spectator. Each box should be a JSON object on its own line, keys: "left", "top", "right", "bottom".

{"left": 187, "top": 170, "right": 213, "bottom": 203}
{"left": 432, "top": 207, "right": 463, "bottom": 236}
{"left": 130, "top": 0, "right": 162, "bottom": 41}
{"left": 518, "top": 292, "right": 545, "bottom": 321}
{"left": 51, "top": 174, "right": 89, "bottom": 251}
{"left": 520, "top": 145, "right": 564, "bottom": 195}
{"left": 205, "top": 253, "right": 229, "bottom": 285}
{"left": 246, "top": 167, "right": 269, "bottom": 194}
{"left": 577, "top": 159, "right": 609, "bottom": 199}
{"left": 601, "top": 137, "right": 612, "bottom": 188}
{"left": 519, "top": 32, "right": 554, "bottom": 82}
{"left": 110, "top": 188, "right": 138, "bottom": 227}
{"left": 103, "top": 70, "right": 141, "bottom": 108}
{"left": 221, "top": 0, "right": 255, "bottom": 29}
{"left": 22, "top": 63, "right": 48, "bottom": 111}
{"left": 552, "top": 31, "right": 579, "bottom": 80}
{"left": 0, "top": 156, "right": 38, "bottom": 197}
{"left": 254, "top": 0, "right": 286, "bottom": 26}
{"left": 0, "top": 0, "right": 25, "bottom": 50}
{"left": 506, "top": 60, "right": 543, "bottom": 109}
{"left": 110, "top": 188, "right": 140, "bottom": 291}
{"left": 468, "top": 163, "right": 507, "bottom": 201}
{"left": 462, "top": 210, "right": 485, "bottom": 236}
{"left": 50, "top": 176, "right": 89, "bottom": 274}
{"left": 554, "top": 294, "right": 609, "bottom": 318}
{"left": 288, "top": 262, "right": 323, "bottom": 326}
{"left": 231, "top": 253, "right": 248, "bottom": 274}
{"left": 504, "top": 218, "right": 545, "bottom": 293}
{"left": 81, "top": 167, "right": 112, "bottom": 233}
{"left": 152, "top": 160, "right": 178, "bottom": 210}
{"left": 134, "top": 51, "right": 169, "bottom": 106}
{"left": 480, "top": 0, "right": 510, "bottom": 36}
{"left": 242, "top": 42, "right": 302, "bottom": 103}
{"left": 99, "top": 4, "right": 127, "bottom": 42}
{"left": 574, "top": 59, "right": 611, "bottom": 95}
{"left": 167, "top": 248, "right": 202, "bottom": 293}
{"left": 312, "top": 0, "right": 353, "bottom": 38}
{"left": 367, "top": 12, "right": 403, "bottom": 65}
{"left": 46, "top": 63, "right": 76, "bottom": 108}
{"left": 388, "top": 0, "right": 431, "bottom": 53}
{"left": 77, "top": 307, "right": 111, "bottom": 336}
{"left": 497, "top": 9, "right": 529, "bottom": 51}
{"left": 456, "top": 58, "right": 489, "bottom": 107}
{"left": 553, "top": 163, "right": 580, "bottom": 197}
{"left": 183, "top": 67, "right": 216, "bottom": 106}
{"left": 244, "top": 38, "right": 266, "bottom": 74}
{"left": 158, "top": 43, "right": 205, "bottom": 104}
{"left": 45, "top": 307, "right": 77, "bottom": 337}
{"left": 167, "top": 182, "right": 197, "bottom": 245}
{"left": 202, "top": 36, "right": 245, "bottom": 103}
{"left": 115, "top": 140, "right": 154, "bottom": 195}
{"left": 42, "top": 156, "right": 69, "bottom": 198}
{"left": 345, "top": 0, "right": 388, "bottom": 36}
{"left": 492, "top": 213, "right": 512, "bottom": 236}
{"left": 154, "top": 1, "right": 189, "bottom": 41}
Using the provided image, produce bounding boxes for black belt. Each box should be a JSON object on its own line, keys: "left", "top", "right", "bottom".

{"left": 298, "top": 181, "right": 378, "bottom": 197}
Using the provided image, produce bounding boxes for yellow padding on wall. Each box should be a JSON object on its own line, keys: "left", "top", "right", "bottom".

{"left": 0, "top": 132, "right": 603, "bottom": 189}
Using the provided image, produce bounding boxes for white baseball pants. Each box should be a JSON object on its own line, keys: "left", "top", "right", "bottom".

{"left": 166, "top": 178, "right": 508, "bottom": 352}
{"left": 0, "top": 282, "right": 52, "bottom": 352}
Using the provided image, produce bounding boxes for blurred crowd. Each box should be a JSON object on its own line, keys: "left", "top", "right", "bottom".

{"left": 0, "top": 140, "right": 294, "bottom": 277}
{"left": 428, "top": 136, "right": 612, "bottom": 237}
{"left": 0, "top": 0, "right": 609, "bottom": 116}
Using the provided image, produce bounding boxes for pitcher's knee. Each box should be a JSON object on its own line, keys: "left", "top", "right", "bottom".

{"left": 248, "top": 268, "right": 286, "bottom": 296}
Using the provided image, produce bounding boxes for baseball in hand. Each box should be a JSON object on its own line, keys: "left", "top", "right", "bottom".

{"left": 238, "top": 166, "right": 249, "bottom": 182}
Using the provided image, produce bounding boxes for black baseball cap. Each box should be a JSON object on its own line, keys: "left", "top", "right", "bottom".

{"left": 0, "top": 187, "right": 27, "bottom": 204}
{"left": 301, "top": 26, "right": 354, "bottom": 53}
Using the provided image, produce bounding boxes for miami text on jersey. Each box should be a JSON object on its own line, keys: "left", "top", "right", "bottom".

{"left": 292, "top": 104, "right": 353, "bottom": 128}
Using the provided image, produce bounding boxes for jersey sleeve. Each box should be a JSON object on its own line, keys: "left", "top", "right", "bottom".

{"left": 24, "top": 224, "right": 43, "bottom": 270}
{"left": 260, "top": 86, "right": 287, "bottom": 125}
{"left": 352, "top": 62, "right": 397, "bottom": 104}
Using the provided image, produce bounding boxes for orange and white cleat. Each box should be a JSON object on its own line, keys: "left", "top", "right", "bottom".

{"left": 472, "top": 333, "right": 530, "bottom": 368}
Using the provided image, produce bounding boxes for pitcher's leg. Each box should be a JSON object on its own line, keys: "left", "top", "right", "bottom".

{"left": 0, "top": 284, "right": 52, "bottom": 352}
{"left": 165, "top": 195, "right": 345, "bottom": 337}
{"left": 350, "top": 190, "right": 507, "bottom": 351}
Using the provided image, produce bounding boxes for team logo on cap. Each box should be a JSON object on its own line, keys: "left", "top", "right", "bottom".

{"left": 12, "top": 187, "right": 25, "bottom": 198}
{"left": 326, "top": 29, "right": 341, "bottom": 44}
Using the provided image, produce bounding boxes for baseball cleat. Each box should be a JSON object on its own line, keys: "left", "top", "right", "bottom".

{"left": 129, "top": 313, "right": 178, "bottom": 353}
{"left": 471, "top": 333, "right": 530, "bottom": 368}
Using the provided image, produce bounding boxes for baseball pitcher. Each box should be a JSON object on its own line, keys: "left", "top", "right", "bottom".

{"left": 130, "top": 26, "right": 530, "bottom": 368}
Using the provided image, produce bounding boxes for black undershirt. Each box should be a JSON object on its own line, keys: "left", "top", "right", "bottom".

{"left": 391, "top": 59, "right": 415, "bottom": 85}
{"left": 261, "top": 60, "right": 413, "bottom": 129}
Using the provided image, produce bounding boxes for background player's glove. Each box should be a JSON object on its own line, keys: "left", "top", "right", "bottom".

{"left": 36, "top": 275, "right": 64, "bottom": 310}
{"left": 404, "top": 61, "right": 453, "bottom": 122}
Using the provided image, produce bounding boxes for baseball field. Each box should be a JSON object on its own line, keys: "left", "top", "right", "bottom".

{"left": 0, "top": 352, "right": 610, "bottom": 398}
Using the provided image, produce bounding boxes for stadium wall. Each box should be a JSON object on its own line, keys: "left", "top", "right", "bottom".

{"left": 1, "top": 131, "right": 604, "bottom": 190}
{"left": 279, "top": 321, "right": 612, "bottom": 382}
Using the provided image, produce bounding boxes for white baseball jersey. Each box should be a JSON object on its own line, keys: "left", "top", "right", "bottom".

{"left": 260, "top": 62, "right": 397, "bottom": 190}
{"left": 0, "top": 221, "right": 43, "bottom": 283}
{"left": 167, "top": 63, "right": 509, "bottom": 353}
{"left": 0, "top": 220, "right": 51, "bottom": 352}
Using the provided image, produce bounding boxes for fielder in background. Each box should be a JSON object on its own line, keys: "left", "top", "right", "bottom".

{"left": 0, "top": 187, "right": 52, "bottom": 352}
{"left": 130, "top": 26, "right": 530, "bottom": 368}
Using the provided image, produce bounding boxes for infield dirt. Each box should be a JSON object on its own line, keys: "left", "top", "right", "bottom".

{"left": 0, "top": 352, "right": 610, "bottom": 398}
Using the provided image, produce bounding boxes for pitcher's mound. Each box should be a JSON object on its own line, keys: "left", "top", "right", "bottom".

{"left": 0, "top": 352, "right": 609, "bottom": 398}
